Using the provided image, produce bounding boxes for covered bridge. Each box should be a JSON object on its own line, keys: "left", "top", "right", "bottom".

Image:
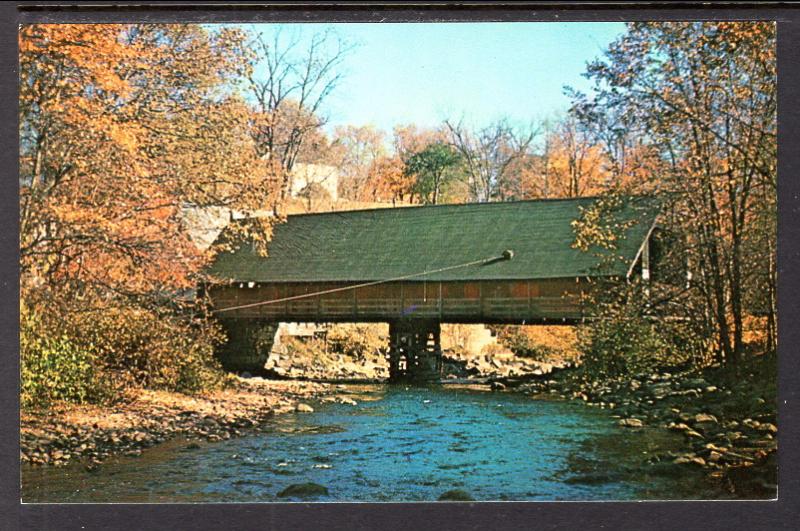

{"left": 205, "top": 196, "right": 660, "bottom": 380}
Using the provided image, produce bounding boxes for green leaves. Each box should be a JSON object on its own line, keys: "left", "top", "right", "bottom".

{"left": 404, "top": 142, "right": 462, "bottom": 204}
{"left": 20, "top": 310, "right": 103, "bottom": 409}
{"left": 577, "top": 294, "right": 702, "bottom": 378}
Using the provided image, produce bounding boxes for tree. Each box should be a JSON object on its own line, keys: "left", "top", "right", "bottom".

{"left": 245, "top": 27, "right": 352, "bottom": 212}
{"left": 297, "top": 182, "right": 333, "bottom": 212}
{"left": 363, "top": 156, "right": 413, "bottom": 205}
{"left": 19, "top": 24, "right": 272, "bottom": 394}
{"left": 19, "top": 24, "right": 271, "bottom": 296}
{"left": 547, "top": 116, "right": 609, "bottom": 198}
{"left": 574, "top": 22, "right": 777, "bottom": 362}
{"left": 392, "top": 124, "right": 447, "bottom": 163}
{"left": 498, "top": 116, "right": 610, "bottom": 201}
{"left": 445, "top": 118, "right": 538, "bottom": 202}
{"left": 404, "top": 143, "right": 462, "bottom": 205}
{"left": 495, "top": 152, "right": 541, "bottom": 201}
{"left": 332, "top": 124, "right": 387, "bottom": 201}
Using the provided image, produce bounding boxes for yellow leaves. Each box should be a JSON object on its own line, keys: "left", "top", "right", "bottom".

{"left": 572, "top": 195, "right": 639, "bottom": 253}
{"left": 107, "top": 122, "right": 140, "bottom": 153}
{"left": 20, "top": 23, "right": 269, "bottom": 302}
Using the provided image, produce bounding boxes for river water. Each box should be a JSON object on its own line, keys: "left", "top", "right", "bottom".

{"left": 22, "top": 384, "right": 726, "bottom": 502}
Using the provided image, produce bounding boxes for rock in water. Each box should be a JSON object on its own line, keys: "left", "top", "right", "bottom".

{"left": 438, "top": 489, "right": 474, "bottom": 501}
{"left": 295, "top": 403, "right": 314, "bottom": 413}
{"left": 619, "top": 418, "right": 644, "bottom": 428}
{"left": 490, "top": 381, "right": 506, "bottom": 391}
{"left": 694, "top": 413, "right": 718, "bottom": 424}
{"left": 277, "top": 483, "right": 329, "bottom": 498}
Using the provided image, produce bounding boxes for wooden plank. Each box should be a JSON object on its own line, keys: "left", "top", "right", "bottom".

{"left": 209, "top": 279, "right": 591, "bottom": 322}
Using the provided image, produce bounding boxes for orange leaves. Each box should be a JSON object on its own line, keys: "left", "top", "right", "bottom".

{"left": 20, "top": 23, "right": 270, "bottom": 303}
{"left": 20, "top": 24, "right": 134, "bottom": 103}
{"left": 392, "top": 124, "right": 448, "bottom": 162}
{"left": 497, "top": 117, "right": 613, "bottom": 201}
{"left": 575, "top": 21, "right": 777, "bottom": 359}
{"left": 546, "top": 133, "right": 609, "bottom": 198}
{"left": 332, "top": 124, "right": 388, "bottom": 200}
{"left": 363, "top": 156, "right": 412, "bottom": 203}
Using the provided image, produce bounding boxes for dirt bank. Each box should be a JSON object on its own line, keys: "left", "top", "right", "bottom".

{"left": 20, "top": 377, "right": 358, "bottom": 469}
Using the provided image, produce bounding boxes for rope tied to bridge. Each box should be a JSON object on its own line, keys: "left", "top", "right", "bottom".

{"left": 209, "top": 250, "right": 514, "bottom": 315}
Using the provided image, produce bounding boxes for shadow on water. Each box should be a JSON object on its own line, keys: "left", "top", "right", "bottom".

{"left": 22, "top": 384, "right": 732, "bottom": 502}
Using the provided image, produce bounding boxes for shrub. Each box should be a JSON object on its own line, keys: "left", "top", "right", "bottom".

{"left": 20, "top": 310, "right": 108, "bottom": 408}
{"left": 326, "top": 324, "right": 387, "bottom": 361}
{"left": 577, "top": 304, "right": 704, "bottom": 378}
{"left": 21, "top": 291, "right": 228, "bottom": 406}
{"left": 69, "top": 306, "right": 226, "bottom": 394}
{"left": 492, "top": 325, "right": 580, "bottom": 364}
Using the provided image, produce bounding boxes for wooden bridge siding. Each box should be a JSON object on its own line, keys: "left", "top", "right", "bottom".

{"left": 208, "top": 278, "right": 588, "bottom": 324}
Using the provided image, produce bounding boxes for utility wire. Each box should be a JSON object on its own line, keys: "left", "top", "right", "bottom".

{"left": 210, "top": 252, "right": 511, "bottom": 314}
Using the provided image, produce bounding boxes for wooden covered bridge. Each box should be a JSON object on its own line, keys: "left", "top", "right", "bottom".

{"left": 205, "top": 196, "right": 659, "bottom": 381}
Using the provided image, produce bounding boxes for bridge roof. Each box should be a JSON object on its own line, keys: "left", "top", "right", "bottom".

{"left": 208, "top": 196, "right": 659, "bottom": 283}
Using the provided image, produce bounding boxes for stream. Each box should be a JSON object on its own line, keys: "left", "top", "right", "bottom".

{"left": 22, "top": 384, "right": 727, "bottom": 502}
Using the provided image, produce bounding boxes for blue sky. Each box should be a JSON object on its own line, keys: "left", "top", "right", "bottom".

{"left": 245, "top": 22, "right": 627, "bottom": 133}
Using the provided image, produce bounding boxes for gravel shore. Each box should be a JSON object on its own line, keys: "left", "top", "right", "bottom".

{"left": 20, "top": 378, "right": 355, "bottom": 469}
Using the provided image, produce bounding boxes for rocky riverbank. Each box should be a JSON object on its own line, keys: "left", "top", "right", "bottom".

{"left": 20, "top": 378, "right": 358, "bottom": 469}
{"left": 21, "top": 347, "right": 778, "bottom": 500}
{"left": 503, "top": 355, "right": 778, "bottom": 498}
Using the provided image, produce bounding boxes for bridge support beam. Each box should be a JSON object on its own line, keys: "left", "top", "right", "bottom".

{"left": 387, "top": 320, "right": 442, "bottom": 383}
{"left": 215, "top": 318, "right": 279, "bottom": 374}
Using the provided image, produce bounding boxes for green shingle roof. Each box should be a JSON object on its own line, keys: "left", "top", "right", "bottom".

{"left": 208, "top": 196, "right": 659, "bottom": 283}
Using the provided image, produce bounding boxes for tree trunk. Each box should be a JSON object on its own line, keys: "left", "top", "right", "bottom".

{"left": 730, "top": 223, "right": 745, "bottom": 362}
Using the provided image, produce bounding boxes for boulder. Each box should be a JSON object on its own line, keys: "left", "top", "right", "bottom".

{"left": 758, "top": 423, "right": 778, "bottom": 434}
{"left": 619, "top": 418, "right": 644, "bottom": 428}
{"left": 277, "top": 482, "right": 329, "bottom": 498}
{"left": 647, "top": 382, "right": 673, "bottom": 399}
{"left": 681, "top": 378, "right": 710, "bottom": 390}
{"left": 694, "top": 413, "right": 719, "bottom": 424}
{"left": 295, "top": 403, "right": 314, "bottom": 413}
{"left": 438, "top": 489, "right": 474, "bottom": 501}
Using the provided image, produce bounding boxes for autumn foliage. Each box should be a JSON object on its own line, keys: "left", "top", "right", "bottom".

{"left": 18, "top": 22, "right": 777, "bottom": 405}
{"left": 19, "top": 24, "right": 276, "bottom": 405}
{"left": 572, "top": 22, "right": 777, "bottom": 368}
